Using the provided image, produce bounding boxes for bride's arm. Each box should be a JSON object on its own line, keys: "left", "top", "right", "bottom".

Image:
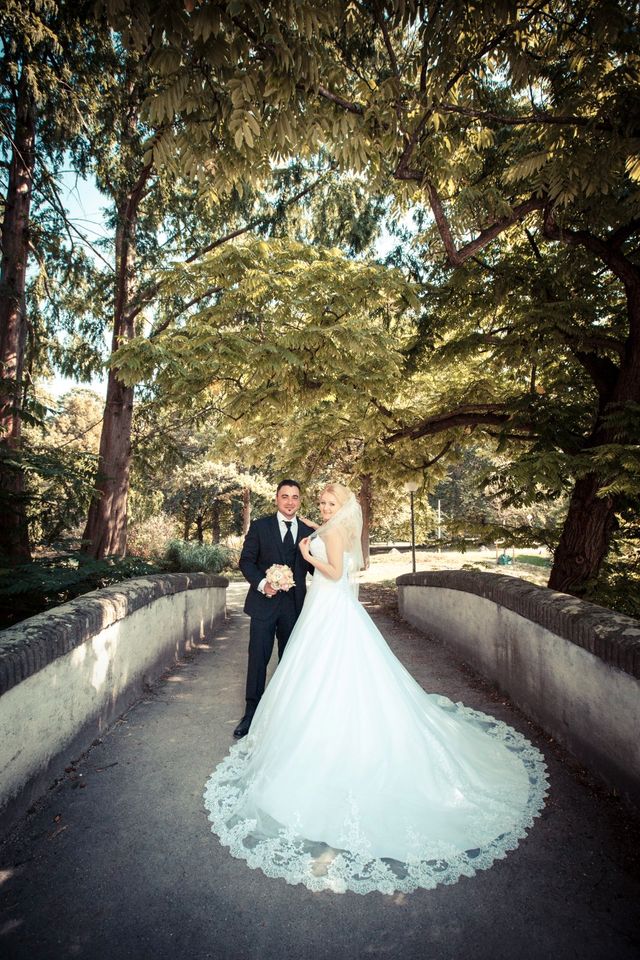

{"left": 299, "top": 530, "right": 344, "bottom": 580}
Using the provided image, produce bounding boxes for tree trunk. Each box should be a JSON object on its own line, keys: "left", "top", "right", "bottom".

{"left": 548, "top": 474, "right": 618, "bottom": 594}
{"left": 183, "top": 512, "right": 191, "bottom": 541}
{"left": 81, "top": 208, "right": 136, "bottom": 558}
{"left": 82, "top": 158, "right": 152, "bottom": 557}
{"left": 358, "top": 473, "right": 372, "bottom": 569}
{"left": 549, "top": 281, "right": 640, "bottom": 595}
{"left": 0, "top": 69, "right": 35, "bottom": 563}
{"left": 196, "top": 513, "right": 204, "bottom": 543}
{"left": 211, "top": 501, "right": 221, "bottom": 543}
{"left": 242, "top": 486, "right": 251, "bottom": 534}
{"left": 81, "top": 370, "right": 134, "bottom": 557}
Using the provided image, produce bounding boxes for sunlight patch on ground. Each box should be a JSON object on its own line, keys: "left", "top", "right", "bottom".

{"left": 361, "top": 548, "right": 551, "bottom": 588}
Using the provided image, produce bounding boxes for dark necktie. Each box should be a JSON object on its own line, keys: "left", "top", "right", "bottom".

{"left": 282, "top": 521, "right": 295, "bottom": 570}
{"left": 283, "top": 520, "right": 295, "bottom": 552}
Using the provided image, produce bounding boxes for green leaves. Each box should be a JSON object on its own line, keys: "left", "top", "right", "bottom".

{"left": 503, "top": 152, "right": 550, "bottom": 186}
{"left": 0, "top": 553, "right": 161, "bottom": 629}
{"left": 626, "top": 155, "right": 640, "bottom": 182}
{"left": 113, "top": 235, "right": 419, "bottom": 481}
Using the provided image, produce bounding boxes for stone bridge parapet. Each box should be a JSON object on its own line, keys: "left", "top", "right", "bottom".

{"left": 0, "top": 573, "right": 228, "bottom": 837}
{"left": 397, "top": 570, "right": 640, "bottom": 806}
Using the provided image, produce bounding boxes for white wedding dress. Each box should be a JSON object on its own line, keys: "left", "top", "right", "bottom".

{"left": 204, "top": 539, "right": 548, "bottom": 895}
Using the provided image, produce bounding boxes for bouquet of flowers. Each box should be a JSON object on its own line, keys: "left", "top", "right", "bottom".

{"left": 265, "top": 564, "right": 295, "bottom": 592}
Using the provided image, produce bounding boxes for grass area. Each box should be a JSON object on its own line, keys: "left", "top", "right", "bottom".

{"left": 516, "top": 553, "right": 552, "bottom": 568}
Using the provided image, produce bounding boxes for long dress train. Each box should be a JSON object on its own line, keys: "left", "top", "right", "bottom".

{"left": 203, "top": 540, "right": 548, "bottom": 895}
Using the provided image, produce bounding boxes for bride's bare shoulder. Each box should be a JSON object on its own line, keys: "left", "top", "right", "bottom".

{"left": 323, "top": 528, "right": 347, "bottom": 550}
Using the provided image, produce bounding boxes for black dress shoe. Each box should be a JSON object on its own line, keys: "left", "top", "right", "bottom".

{"left": 233, "top": 715, "right": 253, "bottom": 739}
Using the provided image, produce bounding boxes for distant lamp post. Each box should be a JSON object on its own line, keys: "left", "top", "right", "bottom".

{"left": 403, "top": 481, "right": 419, "bottom": 573}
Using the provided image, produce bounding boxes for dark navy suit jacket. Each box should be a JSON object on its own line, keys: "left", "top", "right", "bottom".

{"left": 239, "top": 514, "right": 315, "bottom": 621}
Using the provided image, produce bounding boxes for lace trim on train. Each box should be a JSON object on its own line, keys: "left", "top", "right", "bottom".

{"left": 203, "top": 701, "right": 549, "bottom": 896}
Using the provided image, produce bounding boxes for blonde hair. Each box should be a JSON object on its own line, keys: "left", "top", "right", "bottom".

{"left": 320, "top": 482, "right": 352, "bottom": 508}
{"left": 317, "top": 483, "right": 363, "bottom": 568}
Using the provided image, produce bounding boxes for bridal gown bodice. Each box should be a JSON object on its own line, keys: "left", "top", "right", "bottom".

{"left": 204, "top": 537, "right": 548, "bottom": 895}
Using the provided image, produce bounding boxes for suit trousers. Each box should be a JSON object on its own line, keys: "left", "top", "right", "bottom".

{"left": 245, "top": 590, "right": 298, "bottom": 715}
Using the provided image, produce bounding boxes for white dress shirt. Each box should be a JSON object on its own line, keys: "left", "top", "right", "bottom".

{"left": 276, "top": 512, "right": 298, "bottom": 542}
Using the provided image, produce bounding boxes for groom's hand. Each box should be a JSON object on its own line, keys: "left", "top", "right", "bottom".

{"left": 264, "top": 582, "right": 278, "bottom": 597}
{"left": 298, "top": 515, "right": 319, "bottom": 530}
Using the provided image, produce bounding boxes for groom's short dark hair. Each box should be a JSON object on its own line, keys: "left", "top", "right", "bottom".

{"left": 276, "top": 479, "right": 301, "bottom": 494}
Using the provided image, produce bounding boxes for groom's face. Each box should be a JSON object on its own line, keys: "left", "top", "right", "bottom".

{"left": 276, "top": 485, "right": 300, "bottom": 519}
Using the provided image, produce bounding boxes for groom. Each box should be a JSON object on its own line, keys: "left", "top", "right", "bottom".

{"left": 234, "top": 479, "right": 315, "bottom": 738}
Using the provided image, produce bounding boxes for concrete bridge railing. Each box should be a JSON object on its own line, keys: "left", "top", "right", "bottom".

{"left": 397, "top": 570, "right": 640, "bottom": 807}
{"left": 0, "top": 573, "right": 228, "bottom": 838}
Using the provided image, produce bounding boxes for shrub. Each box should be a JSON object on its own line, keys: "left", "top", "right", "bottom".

{"left": 584, "top": 515, "right": 640, "bottom": 619}
{"left": 127, "top": 512, "right": 181, "bottom": 560}
{"left": 221, "top": 534, "right": 243, "bottom": 567}
{"left": 0, "top": 553, "right": 161, "bottom": 630}
{"left": 163, "top": 539, "right": 231, "bottom": 574}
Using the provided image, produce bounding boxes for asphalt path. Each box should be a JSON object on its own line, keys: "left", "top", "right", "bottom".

{"left": 0, "top": 582, "right": 638, "bottom": 960}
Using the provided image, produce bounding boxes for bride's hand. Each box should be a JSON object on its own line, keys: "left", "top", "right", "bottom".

{"left": 298, "top": 515, "right": 319, "bottom": 529}
{"left": 298, "top": 536, "right": 312, "bottom": 561}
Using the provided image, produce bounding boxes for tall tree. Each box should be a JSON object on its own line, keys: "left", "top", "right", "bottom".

{"left": 79, "top": 42, "right": 153, "bottom": 558}
{"left": 0, "top": 49, "right": 35, "bottom": 561}
{"left": 299, "top": 0, "right": 640, "bottom": 595}
{"left": 76, "top": 0, "right": 344, "bottom": 557}
{"left": 0, "top": 0, "right": 108, "bottom": 561}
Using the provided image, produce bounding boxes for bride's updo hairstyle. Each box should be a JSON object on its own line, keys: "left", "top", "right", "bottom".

{"left": 316, "top": 482, "right": 364, "bottom": 572}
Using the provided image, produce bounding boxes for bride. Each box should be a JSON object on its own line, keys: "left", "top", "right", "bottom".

{"left": 204, "top": 483, "right": 548, "bottom": 895}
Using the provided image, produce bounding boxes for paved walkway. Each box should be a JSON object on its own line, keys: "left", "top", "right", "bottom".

{"left": 1, "top": 584, "right": 638, "bottom": 960}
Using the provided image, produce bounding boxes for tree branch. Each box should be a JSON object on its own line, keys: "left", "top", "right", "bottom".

{"left": 36, "top": 165, "right": 115, "bottom": 272}
{"left": 315, "top": 85, "right": 363, "bottom": 115}
{"left": 561, "top": 332, "right": 625, "bottom": 357}
{"left": 395, "top": 109, "right": 434, "bottom": 181}
{"left": 426, "top": 182, "right": 545, "bottom": 267}
{"left": 524, "top": 226, "right": 543, "bottom": 262}
{"left": 128, "top": 170, "right": 330, "bottom": 325}
{"left": 393, "top": 0, "right": 554, "bottom": 183}
{"left": 542, "top": 207, "right": 640, "bottom": 291}
{"left": 395, "top": 439, "right": 455, "bottom": 471}
{"left": 384, "top": 404, "right": 528, "bottom": 444}
{"left": 419, "top": 438, "right": 455, "bottom": 469}
{"left": 522, "top": 227, "right": 626, "bottom": 363}
{"left": 570, "top": 350, "right": 620, "bottom": 399}
{"left": 372, "top": 3, "right": 400, "bottom": 79}
{"left": 486, "top": 430, "right": 540, "bottom": 442}
{"left": 609, "top": 218, "right": 640, "bottom": 249}
{"left": 148, "top": 285, "right": 223, "bottom": 338}
{"left": 437, "top": 102, "right": 618, "bottom": 133}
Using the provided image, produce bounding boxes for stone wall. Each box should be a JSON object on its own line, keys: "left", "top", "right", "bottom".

{"left": 0, "top": 573, "right": 227, "bottom": 837}
{"left": 397, "top": 571, "right": 640, "bottom": 806}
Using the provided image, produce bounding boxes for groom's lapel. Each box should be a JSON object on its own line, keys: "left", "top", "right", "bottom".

{"left": 271, "top": 514, "right": 285, "bottom": 562}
